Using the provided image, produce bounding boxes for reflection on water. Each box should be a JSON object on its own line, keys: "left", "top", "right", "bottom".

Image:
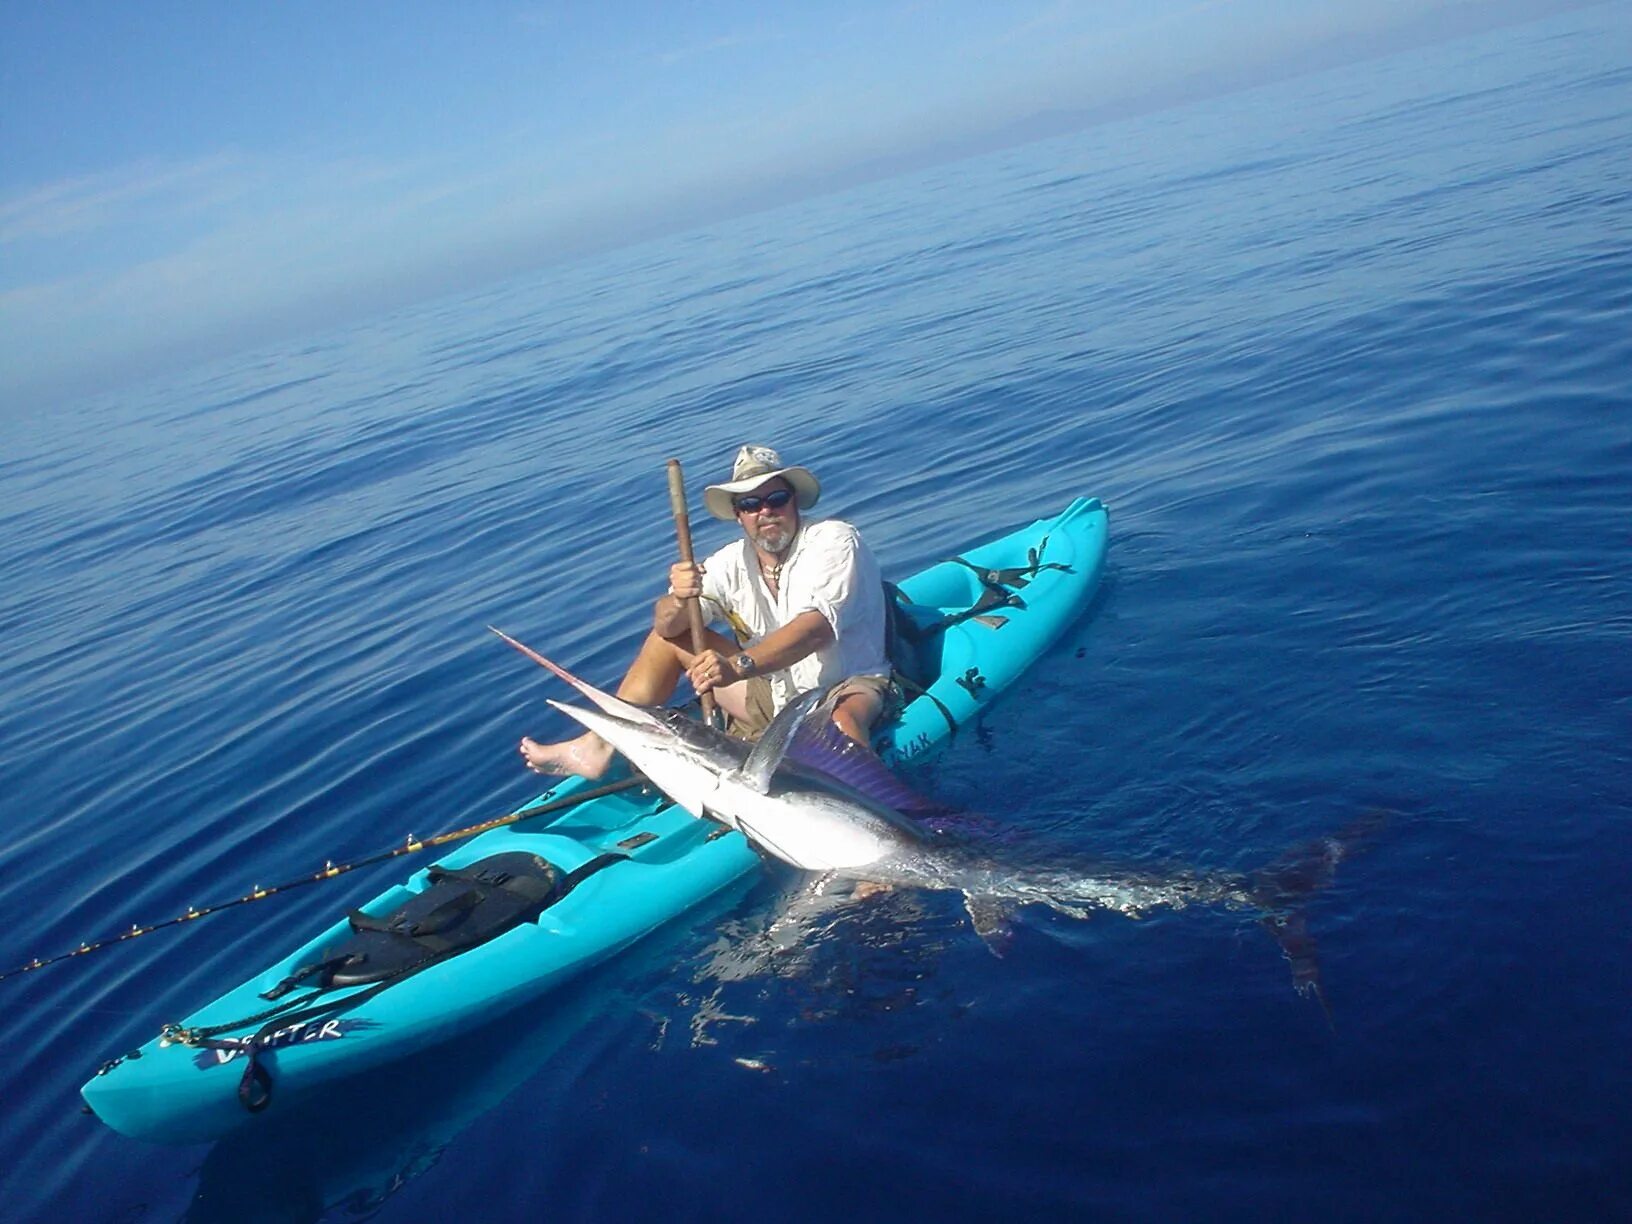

{"left": 667, "top": 868, "right": 970, "bottom": 1072}
{"left": 185, "top": 971, "right": 598, "bottom": 1222}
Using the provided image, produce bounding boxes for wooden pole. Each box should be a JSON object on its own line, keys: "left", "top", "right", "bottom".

{"left": 666, "top": 458, "right": 718, "bottom": 726}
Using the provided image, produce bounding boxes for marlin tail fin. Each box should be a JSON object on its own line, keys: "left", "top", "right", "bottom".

{"left": 1250, "top": 811, "right": 1389, "bottom": 1026}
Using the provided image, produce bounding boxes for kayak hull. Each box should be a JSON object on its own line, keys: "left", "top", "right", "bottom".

{"left": 81, "top": 497, "right": 1108, "bottom": 1143}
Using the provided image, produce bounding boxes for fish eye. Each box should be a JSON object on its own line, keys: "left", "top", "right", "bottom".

{"left": 664, "top": 709, "right": 704, "bottom": 736}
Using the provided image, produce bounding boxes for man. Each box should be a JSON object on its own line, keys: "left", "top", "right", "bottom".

{"left": 520, "top": 444, "right": 892, "bottom": 779}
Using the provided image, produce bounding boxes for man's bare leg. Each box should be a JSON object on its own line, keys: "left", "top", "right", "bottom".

{"left": 831, "top": 687, "right": 884, "bottom": 748}
{"left": 519, "top": 628, "right": 737, "bottom": 778}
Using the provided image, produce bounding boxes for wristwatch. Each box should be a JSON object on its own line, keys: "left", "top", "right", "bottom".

{"left": 733, "top": 652, "right": 757, "bottom": 678}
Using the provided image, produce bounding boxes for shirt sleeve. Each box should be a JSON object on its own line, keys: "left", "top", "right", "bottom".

{"left": 699, "top": 539, "right": 744, "bottom": 634}
{"left": 784, "top": 522, "right": 867, "bottom": 642}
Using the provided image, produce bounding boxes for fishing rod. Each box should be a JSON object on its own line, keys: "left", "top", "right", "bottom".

{"left": 0, "top": 775, "right": 646, "bottom": 984}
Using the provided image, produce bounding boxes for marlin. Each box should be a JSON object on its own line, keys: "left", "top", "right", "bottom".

{"left": 493, "top": 629, "right": 1377, "bottom": 1018}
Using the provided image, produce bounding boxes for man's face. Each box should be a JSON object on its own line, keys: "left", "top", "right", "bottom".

{"left": 734, "top": 477, "right": 798, "bottom": 554}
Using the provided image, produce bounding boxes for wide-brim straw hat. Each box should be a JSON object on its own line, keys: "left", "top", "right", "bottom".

{"left": 703, "top": 445, "right": 821, "bottom": 521}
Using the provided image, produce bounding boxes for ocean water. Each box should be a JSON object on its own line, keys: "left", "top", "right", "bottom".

{"left": 3, "top": 6, "right": 1629, "bottom": 1220}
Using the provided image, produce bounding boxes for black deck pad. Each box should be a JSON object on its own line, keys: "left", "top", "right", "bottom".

{"left": 321, "top": 852, "right": 561, "bottom": 988}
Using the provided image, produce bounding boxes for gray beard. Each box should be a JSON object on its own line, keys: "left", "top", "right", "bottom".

{"left": 753, "top": 521, "right": 795, "bottom": 555}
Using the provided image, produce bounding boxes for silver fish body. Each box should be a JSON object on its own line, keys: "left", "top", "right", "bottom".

{"left": 500, "top": 632, "right": 1375, "bottom": 1013}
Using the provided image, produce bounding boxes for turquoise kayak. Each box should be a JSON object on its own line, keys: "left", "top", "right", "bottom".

{"left": 81, "top": 496, "right": 1108, "bottom": 1143}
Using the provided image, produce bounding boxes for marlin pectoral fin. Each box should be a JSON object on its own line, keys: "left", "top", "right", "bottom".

{"left": 739, "top": 686, "right": 830, "bottom": 794}
{"left": 963, "top": 893, "right": 1015, "bottom": 957}
{"left": 664, "top": 776, "right": 717, "bottom": 822}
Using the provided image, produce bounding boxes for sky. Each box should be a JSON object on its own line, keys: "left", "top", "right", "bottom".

{"left": 0, "top": 0, "right": 1586, "bottom": 403}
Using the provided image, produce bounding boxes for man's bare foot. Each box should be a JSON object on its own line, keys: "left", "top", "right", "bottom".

{"left": 519, "top": 732, "right": 616, "bottom": 780}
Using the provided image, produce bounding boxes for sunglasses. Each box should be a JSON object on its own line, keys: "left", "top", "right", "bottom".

{"left": 733, "top": 488, "right": 794, "bottom": 514}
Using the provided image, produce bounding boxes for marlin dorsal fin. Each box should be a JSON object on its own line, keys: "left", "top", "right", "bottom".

{"left": 739, "top": 686, "right": 830, "bottom": 794}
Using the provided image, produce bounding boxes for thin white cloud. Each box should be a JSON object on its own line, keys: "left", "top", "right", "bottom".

{"left": 654, "top": 27, "right": 785, "bottom": 67}
{"left": 0, "top": 155, "right": 254, "bottom": 246}
{"left": 514, "top": 7, "right": 558, "bottom": 32}
{"left": 836, "top": 0, "right": 940, "bottom": 33}
{"left": 993, "top": 0, "right": 1079, "bottom": 49}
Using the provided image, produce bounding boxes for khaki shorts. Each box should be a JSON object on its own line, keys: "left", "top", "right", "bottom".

{"left": 727, "top": 673, "right": 899, "bottom": 742}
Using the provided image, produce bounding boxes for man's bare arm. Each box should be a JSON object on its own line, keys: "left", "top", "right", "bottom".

{"left": 654, "top": 562, "right": 705, "bottom": 638}
{"left": 685, "top": 609, "right": 833, "bottom": 694}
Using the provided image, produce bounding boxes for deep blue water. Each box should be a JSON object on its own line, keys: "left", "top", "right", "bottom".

{"left": 3, "top": 7, "right": 1630, "bottom": 1220}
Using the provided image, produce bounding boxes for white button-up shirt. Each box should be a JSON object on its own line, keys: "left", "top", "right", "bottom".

{"left": 700, "top": 518, "right": 889, "bottom": 713}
